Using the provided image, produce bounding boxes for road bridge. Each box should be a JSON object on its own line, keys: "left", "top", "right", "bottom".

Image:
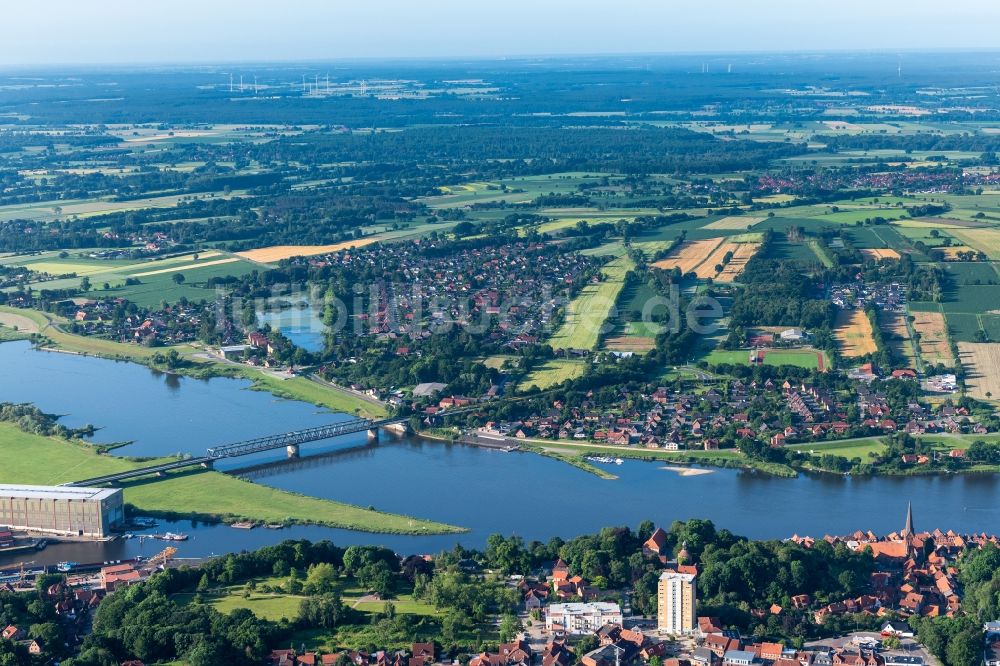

{"left": 65, "top": 402, "right": 494, "bottom": 488}
{"left": 66, "top": 416, "right": 412, "bottom": 487}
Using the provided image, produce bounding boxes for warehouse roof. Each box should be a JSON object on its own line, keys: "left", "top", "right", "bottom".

{"left": 0, "top": 485, "right": 121, "bottom": 501}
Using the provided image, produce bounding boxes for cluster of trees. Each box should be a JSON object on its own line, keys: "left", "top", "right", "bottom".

{"left": 0, "top": 402, "right": 94, "bottom": 439}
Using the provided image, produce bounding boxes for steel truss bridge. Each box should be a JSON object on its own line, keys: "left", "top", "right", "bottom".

{"left": 65, "top": 415, "right": 412, "bottom": 487}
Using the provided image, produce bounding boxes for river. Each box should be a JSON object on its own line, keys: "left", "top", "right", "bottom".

{"left": 0, "top": 340, "right": 998, "bottom": 566}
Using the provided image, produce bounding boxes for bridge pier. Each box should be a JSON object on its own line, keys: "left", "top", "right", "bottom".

{"left": 200, "top": 460, "right": 214, "bottom": 469}
{"left": 367, "top": 428, "right": 380, "bottom": 442}
{"left": 384, "top": 422, "right": 410, "bottom": 435}
{"left": 287, "top": 444, "right": 299, "bottom": 458}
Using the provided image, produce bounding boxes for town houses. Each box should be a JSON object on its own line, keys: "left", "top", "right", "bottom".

{"left": 270, "top": 643, "right": 443, "bottom": 666}
{"left": 289, "top": 238, "right": 599, "bottom": 349}
{"left": 790, "top": 506, "right": 997, "bottom": 624}
{"left": 473, "top": 376, "right": 991, "bottom": 453}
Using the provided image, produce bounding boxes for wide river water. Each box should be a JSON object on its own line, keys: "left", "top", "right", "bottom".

{"left": 0, "top": 340, "right": 998, "bottom": 566}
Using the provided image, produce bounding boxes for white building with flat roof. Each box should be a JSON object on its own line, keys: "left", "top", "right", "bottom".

{"left": 545, "top": 602, "right": 622, "bottom": 634}
{"left": 0, "top": 484, "right": 123, "bottom": 538}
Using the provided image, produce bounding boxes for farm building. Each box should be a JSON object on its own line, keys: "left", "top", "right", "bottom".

{"left": 0, "top": 485, "right": 124, "bottom": 538}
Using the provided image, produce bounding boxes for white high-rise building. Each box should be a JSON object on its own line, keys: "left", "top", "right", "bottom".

{"left": 657, "top": 570, "right": 697, "bottom": 634}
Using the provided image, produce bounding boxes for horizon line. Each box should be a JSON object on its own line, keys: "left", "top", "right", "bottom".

{"left": 3, "top": 46, "right": 1000, "bottom": 71}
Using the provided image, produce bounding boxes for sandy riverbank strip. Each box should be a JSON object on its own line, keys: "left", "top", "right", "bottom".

{"left": 661, "top": 465, "right": 714, "bottom": 476}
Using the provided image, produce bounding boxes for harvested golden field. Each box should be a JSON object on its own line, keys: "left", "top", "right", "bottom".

{"left": 716, "top": 243, "right": 761, "bottom": 282}
{"left": 695, "top": 241, "right": 740, "bottom": 279}
{"left": 834, "top": 309, "right": 877, "bottom": 358}
{"left": 860, "top": 248, "right": 901, "bottom": 261}
{"left": 878, "top": 311, "right": 917, "bottom": 366}
{"left": 949, "top": 228, "right": 1000, "bottom": 260}
{"left": 939, "top": 245, "right": 977, "bottom": 260}
{"left": 703, "top": 215, "right": 766, "bottom": 231}
{"left": 650, "top": 238, "right": 723, "bottom": 274}
{"left": 911, "top": 311, "right": 954, "bottom": 366}
{"left": 237, "top": 238, "right": 379, "bottom": 263}
{"left": 957, "top": 342, "right": 1000, "bottom": 402}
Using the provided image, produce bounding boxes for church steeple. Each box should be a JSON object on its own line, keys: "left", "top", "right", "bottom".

{"left": 902, "top": 502, "right": 914, "bottom": 538}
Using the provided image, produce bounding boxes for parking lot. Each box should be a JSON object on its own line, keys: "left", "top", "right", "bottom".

{"left": 805, "top": 632, "right": 940, "bottom": 666}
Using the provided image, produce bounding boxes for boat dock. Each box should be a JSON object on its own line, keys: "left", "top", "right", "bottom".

{"left": 458, "top": 432, "right": 521, "bottom": 452}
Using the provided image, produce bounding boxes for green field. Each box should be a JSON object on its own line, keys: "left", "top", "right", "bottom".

{"left": 0, "top": 191, "right": 249, "bottom": 223}
{"left": 3, "top": 250, "right": 259, "bottom": 307}
{"left": 626, "top": 321, "right": 663, "bottom": 336}
{"left": 805, "top": 209, "right": 909, "bottom": 225}
{"left": 788, "top": 438, "right": 887, "bottom": 459}
{"left": 249, "top": 375, "right": 387, "bottom": 419}
{"left": 0, "top": 423, "right": 461, "bottom": 534}
{"left": 704, "top": 348, "right": 826, "bottom": 369}
{"left": 520, "top": 359, "right": 587, "bottom": 391}
{"left": 547, "top": 255, "right": 635, "bottom": 350}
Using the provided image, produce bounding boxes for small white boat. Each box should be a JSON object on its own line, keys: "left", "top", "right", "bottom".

{"left": 159, "top": 532, "right": 188, "bottom": 541}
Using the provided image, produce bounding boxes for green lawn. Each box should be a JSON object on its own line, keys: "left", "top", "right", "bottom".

{"left": 520, "top": 360, "right": 587, "bottom": 391}
{"left": 788, "top": 438, "right": 887, "bottom": 459}
{"left": 175, "top": 591, "right": 305, "bottom": 621}
{"left": 249, "top": 375, "right": 387, "bottom": 419}
{"left": 547, "top": 255, "right": 635, "bottom": 350}
{"left": 0, "top": 423, "right": 462, "bottom": 534}
{"left": 626, "top": 321, "right": 663, "bottom": 337}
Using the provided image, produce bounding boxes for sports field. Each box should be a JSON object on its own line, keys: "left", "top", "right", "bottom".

{"left": 705, "top": 348, "right": 827, "bottom": 370}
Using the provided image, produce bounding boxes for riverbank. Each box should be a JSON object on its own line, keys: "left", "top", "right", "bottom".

{"left": 516, "top": 436, "right": 798, "bottom": 477}
{"left": 0, "top": 306, "right": 386, "bottom": 419}
{"left": 0, "top": 422, "right": 463, "bottom": 535}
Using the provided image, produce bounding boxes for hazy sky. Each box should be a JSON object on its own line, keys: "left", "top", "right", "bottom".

{"left": 3, "top": 0, "right": 1000, "bottom": 65}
